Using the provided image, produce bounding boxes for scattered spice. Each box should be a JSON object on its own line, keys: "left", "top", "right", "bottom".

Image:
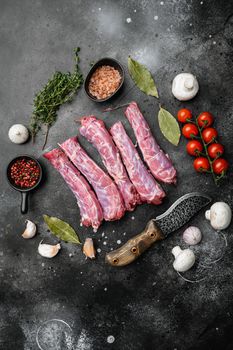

{"left": 88, "top": 65, "right": 122, "bottom": 100}
{"left": 10, "top": 158, "right": 40, "bottom": 188}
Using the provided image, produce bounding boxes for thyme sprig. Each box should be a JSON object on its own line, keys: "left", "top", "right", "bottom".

{"left": 30, "top": 48, "right": 83, "bottom": 149}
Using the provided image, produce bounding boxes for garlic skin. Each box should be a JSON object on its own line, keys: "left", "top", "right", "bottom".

{"left": 172, "top": 73, "right": 199, "bottom": 101}
{"left": 182, "top": 226, "right": 202, "bottom": 245}
{"left": 38, "top": 241, "right": 61, "bottom": 258}
{"left": 205, "top": 202, "right": 232, "bottom": 230}
{"left": 172, "top": 246, "right": 195, "bottom": 272}
{"left": 83, "top": 238, "right": 96, "bottom": 259}
{"left": 22, "top": 220, "right": 37, "bottom": 239}
{"left": 8, "top": 124, "right": 29, "bottom": 144}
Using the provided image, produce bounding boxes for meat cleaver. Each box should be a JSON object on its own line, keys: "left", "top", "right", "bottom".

{"left": 105, "top": 192, "right": 211, "bottom": 267}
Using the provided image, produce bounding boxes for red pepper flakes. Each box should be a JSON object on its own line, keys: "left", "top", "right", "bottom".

{"left": 10, "top": 158, "right": 40, "bottom": 188}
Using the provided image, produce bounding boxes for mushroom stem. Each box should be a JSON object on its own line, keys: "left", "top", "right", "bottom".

{"left": 205, "top": 210, "right": 211, "bottom": 221}
{"left": 172, "top": 246, "right": 182, "bottom": 258}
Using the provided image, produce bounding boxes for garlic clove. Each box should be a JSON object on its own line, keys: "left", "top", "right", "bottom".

{"left": 83, "top": 238, "right": 96, "bottom": 259}
{"left": 182, "top": 226, "right": 202, "bottom": 245}
{"left": 38, "top": 241, "right": 61, "bottom": 258}
{"left": 22, "top": 220, "right": 37, "bottom": 239}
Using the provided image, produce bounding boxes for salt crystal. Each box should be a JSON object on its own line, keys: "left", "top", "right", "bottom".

{"left": 107, "top": 335, "right": 115, "bottom": 343}
{"left": 160, "top": 1, "right": 164, "bottom": 5}
{"left": 117, "top": 240, "right": 121, "bottom": 245}
{"left": 154, "top": 15, "right": 158, "bottom": 20}
{"left": 104, "top": 287, "right": 108, "bottom": 291}
{"left": 126, "top": 18, "right": 132, "bottom": 23}
{"left": 97, "top": 248, "right": 101, "bottom": 253}
{"left": 103, "top": 241, "right": 107, "bottom": 245}
{"left": 131, "top": 216, "right": 135, "bottom": 220}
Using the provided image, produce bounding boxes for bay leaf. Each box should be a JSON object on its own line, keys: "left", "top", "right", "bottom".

{"left": 43, "top": 215, "right": 81, "bottom": 244}
{"left": 128, "top": 57, "right": 159, "bottom": 98}
{"left": 158, "top": 107, "right": 181, "bottom": 146}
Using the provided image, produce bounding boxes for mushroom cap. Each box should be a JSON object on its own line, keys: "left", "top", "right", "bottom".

{"left": 172, "top": 73, "right": 199, "bottom": 101}
{"left": 173, "top": 248, "right": 195, "bottom": 272}
{"left": 209, "top": 202, "right": 232, "bottom": 230}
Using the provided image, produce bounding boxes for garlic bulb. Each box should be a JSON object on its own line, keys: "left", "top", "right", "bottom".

{"left": 83, "top": 238, "right": 96, "bottom": 259}
{"left": 172, "top": 246, "right": 195, "bottom": 272}
{"left": 205, "top": 202, "right": 232, "bottom": 230}
{"left": 8, "top": 124, "right": 29, "bottom": 144}
{"left": 182, "top": 226, "right": 202, "bottom": 245}
{"left": 172, "top": 73, "right": 199, "bottom": 101}
{"left": 22, "top": 220, "right": 37, "bottom": 239}
{"left": 38, "top": 241, "right": 61, "bottom": 258}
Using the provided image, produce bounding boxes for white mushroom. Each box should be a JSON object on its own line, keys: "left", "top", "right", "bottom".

{"left": 172, "top": 73, "right": 199, "bottom": 101}
{"left": 182, "top": 226, "right": 202, "bottom": 245}
{"left": 205, "top": 202, "right": 232, "bottom": 230}
{"left": 22, "top": 220, "right": 37, "bottom": 239}
{"left": 172, "top": 246, "right": 195, "bottom": 272}
{"left": 38, "top": 241, "right": 61, "bottom": 258}
{"left": 8, "top": 124, "right": 29, "bottom": 144}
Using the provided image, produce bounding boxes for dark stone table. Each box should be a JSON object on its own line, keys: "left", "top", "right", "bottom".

{"left": 0, "top": 0, "right": 233, "bottom": 349}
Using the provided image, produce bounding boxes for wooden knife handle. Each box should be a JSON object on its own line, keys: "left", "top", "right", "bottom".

{"left": 105, "top": 220, "right": 165, "bottom": 267}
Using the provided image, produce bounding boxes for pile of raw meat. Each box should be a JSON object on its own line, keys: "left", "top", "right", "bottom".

{"left": 44, "top": 102, "right": 176, "bottom": 231}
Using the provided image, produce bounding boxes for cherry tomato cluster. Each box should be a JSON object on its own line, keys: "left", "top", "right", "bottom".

{"left": 177, "top": 109, "right": 229, "bottom": 183}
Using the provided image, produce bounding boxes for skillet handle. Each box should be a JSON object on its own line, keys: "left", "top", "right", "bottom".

{"left": 21, "top": 192, "right": 28, "bottom": 214}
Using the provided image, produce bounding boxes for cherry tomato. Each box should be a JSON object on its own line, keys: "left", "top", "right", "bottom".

{"left": 193, "top": 157, "right": 210, "bottom": 172}
{"left": 207, "top": 143, "right": 224, "bottom": 159}
{"left": 186, "top": 140, "right": 203, "bottom": 156}
{"left": 197, "top": 112, "right": 214, "bottom": 128}
{"left": 177, "top": 108, "right": 192, "bottom": 123}
{"left": 202, "top": 127, "right": 218, "bottom": 144}
{"left": 182, "top": 123, "right": 199, "bottom": 139}
{"left": 212, "top": 158, "right": 229, "bottom": 175}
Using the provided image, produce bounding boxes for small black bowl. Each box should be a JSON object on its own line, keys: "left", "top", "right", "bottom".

{"left": 6, "top": 155, "right": 43, "bottom": 214}
{"left": 84, "top": 58, "right": 125, "bottom": 102}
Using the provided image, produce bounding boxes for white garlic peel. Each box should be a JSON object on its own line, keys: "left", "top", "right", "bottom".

{"left": 182, "top": 226, "right": 202, "bottom": 245}
{"left": 205, "top": 202, "right": 232, "bottom": 230}
{"left": 22, "top": 220, "right": 37, "bottom": 239}
{"left": 172, "top": 73, "right": 199, "bottom": 101}
{"left": 38, "top": 241, "right": 61, "bottom": 258}
{"left": 172, "top": 246, "right": 195, "bottom": 272}
{"left": 8, "top": 124, "right": 29, "bottom": 144}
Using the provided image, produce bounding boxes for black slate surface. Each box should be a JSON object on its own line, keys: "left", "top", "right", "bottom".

{"left": 0, "top": 0, "right": 233, "bottom": 349}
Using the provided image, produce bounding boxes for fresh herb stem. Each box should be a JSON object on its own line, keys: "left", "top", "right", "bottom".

{"left": 30, "top": 48, "right": 83, "bottom": 149}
